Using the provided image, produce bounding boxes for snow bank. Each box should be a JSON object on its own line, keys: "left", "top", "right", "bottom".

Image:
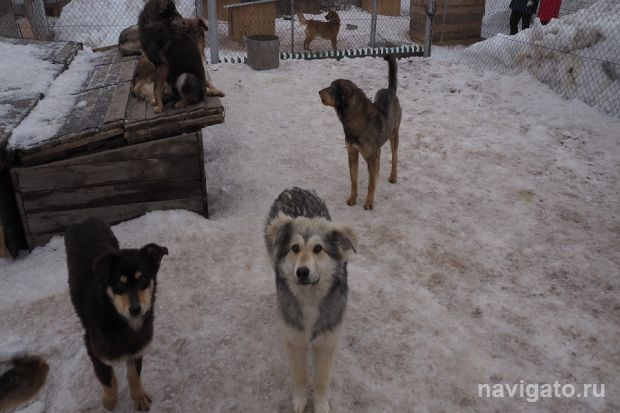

{"left": 0, "top": 42, "right": 62, "bottom": 133}
{"left": 53, "top": 0, "right": 196, "bottom": 47}
{"left": 434, "top": 0, "right": 620, "bottom": 116}
{"left": 9, "top": 49, "right": 95, "bottom": 149}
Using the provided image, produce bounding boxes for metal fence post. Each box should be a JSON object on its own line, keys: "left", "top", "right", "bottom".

{"left": 207, "top": 0, "right": 219, "bottom": 63}
{"left": 24, "top": 0, "right": 50, "bottom": 40}
{"left": 370, "top": 0, "right": 377, "bottom": 47}
{"left": 423, "top": 0, "right": 436, "bottom": 57}
{"left": 291, "top": 0, "right": 295, "bottom": 53}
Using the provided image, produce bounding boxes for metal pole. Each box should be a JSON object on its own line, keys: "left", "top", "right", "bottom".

{"left": 370, "top": 0, "right": 377, "bottom": 47}
{"left": 423, "top": 0, "right": 436, "bottom": 57}
{"left": 24, "top": 0, "right": 50, "bottom": 40}
{"left": 207, "top": 0, "right": 219, "bottom": 63}
{"left": 291, "top": 0, "right": 295, "bottom": 53}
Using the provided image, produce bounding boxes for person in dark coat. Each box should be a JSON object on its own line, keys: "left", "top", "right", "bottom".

{"left": 509, "top": 0, "right": 539, "bottom": 35}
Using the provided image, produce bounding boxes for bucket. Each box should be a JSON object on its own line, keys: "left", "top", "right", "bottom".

{"left": 246, "top": 34, "right": 280, "bottom": 70}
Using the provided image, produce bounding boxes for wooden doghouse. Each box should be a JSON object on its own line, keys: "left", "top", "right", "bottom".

{"left": 225, "top": 0, "right": 277, "bottom": 43}
{"left": 9, "top": 47, "right": 225, "bottom": 249}
{"left": 362, "top": 0, "right": 401, "bottom": 16}
{"left": 410, "top": 0, "right": 485, "bottom": 45}
{"left": 0, "top": 37, "right": 82, "bottom": 257}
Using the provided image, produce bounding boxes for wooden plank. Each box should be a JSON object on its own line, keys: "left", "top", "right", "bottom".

{"left": 196, "top": 131, "right": 209, "bottom": 217}
{"left": 102, "top": 81, "right": 132, "bottom": 126}
{"left": 40, "top": 133, "right": 199, "bottom": 166}
{"left": 125, "top": 92, "right": 147, "bottom": 124}
{"left": 19, "top": 128, "right": 124, "bottom": 166}
{"left": 125, "top": 112, "right": 225, "bottom": 142}
{"left": 27, "top": 197, "right": 205, "bottom": 246}
{"left": 22, "top": 177, "right": 203, "bottom": 213}
{"left": 15, "top": 156, "right": 202, "bottom": 192}
{"left": 28, "top": 197, "right": 204, "bottom": 237}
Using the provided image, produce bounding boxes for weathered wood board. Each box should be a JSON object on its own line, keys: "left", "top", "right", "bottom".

{"left": 11, "top": 132, "right": 209, "bottom": 248}
{"left": 17, "top": 48, "right": 225, "bottom": 166}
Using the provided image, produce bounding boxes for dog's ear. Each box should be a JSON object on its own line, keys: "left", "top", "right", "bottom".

{"left": 266, "top": 212, "right": 293, "bottom": 259}
{"left": 93, "top": 252, "right": 120, "bottom": 285}
{"left": 329, "top": 225, "right": 357, "bottom": 258}
{"left": 141, "top": 243, "right": 168, "bottom": 268}
{"left": 198, "top": 18, "right": 208, "bottom": 32}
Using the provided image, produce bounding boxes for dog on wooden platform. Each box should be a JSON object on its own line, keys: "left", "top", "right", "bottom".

{"left": 264, "top": 187, "right": 357, "bottom": 413}
{"left": 0, "top": 355, "right": 49, "bottom": 411}
{"left": 132, "top": 16, "right": 225, "bottom": 107}
{"left": 138, "top": 0, "right": 216, "bottom": 112}
{"left": 297, "top": 10, "right": 340, "bottom": 51}
{"left": 66, "top": 218, "right": 167, "bottom": 411}
{"left": 319, "top": 55, "right": 402, "bottom": 210}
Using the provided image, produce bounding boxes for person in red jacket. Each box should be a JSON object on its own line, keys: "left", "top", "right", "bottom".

{"left": 538, "top": 0, "right": 562, "bottom": 25}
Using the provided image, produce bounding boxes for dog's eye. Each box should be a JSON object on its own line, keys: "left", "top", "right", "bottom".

{"left": 313, "top": 245, "right": 323, "bottom": 254}
{"left": 115, "top": 283, "right": 127, "bottom": 293}
{"left": 291, "top": 245, "right": 300, "bottom": 254}
{"left": 139, "top": 278, "right": 151, "bottom": 289}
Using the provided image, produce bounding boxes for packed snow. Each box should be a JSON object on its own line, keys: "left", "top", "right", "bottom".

{"left": 0, "top": 42, "right": 63, "bottom": 136}
{"left": 434, "top": 0, "right": 620, "bottom": 117}
{"left": 1, "top": 55, "right": 619, "bottom": 412}
{"left": 8, "top": 48, "right": 95, "bottom": 150}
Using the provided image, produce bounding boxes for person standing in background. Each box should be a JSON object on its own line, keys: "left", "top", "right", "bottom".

{"left": 538, "top": 0, "right": 562, "bottom": 24}
{"left": 509, "top": 0, "right": 539, "bottom": 34}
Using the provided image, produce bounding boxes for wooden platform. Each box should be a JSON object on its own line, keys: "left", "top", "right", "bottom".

{"left": 15, "top": 47, "right": 225, "bottom": 167}
{"left": 6, "top": 46, "right": 225, "bottom": 250}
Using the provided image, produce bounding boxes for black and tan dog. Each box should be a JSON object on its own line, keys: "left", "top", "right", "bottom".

{"left": 297, "top": 10, "right": 340, "bottom": 50}
{"left": 319, "top": 55, "right": 402, "bottom": 210}
{"left": 138, "top": 0, "right": 209, "bottom": 112}
{"left": 132, "top": 17, "right": 225, "bottom": 106}
{"left": 66, "top": 218, "right": 167, "bottom": 411}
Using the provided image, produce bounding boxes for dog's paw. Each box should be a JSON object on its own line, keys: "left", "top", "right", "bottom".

{"left": 101, "top": 393, "right": 117, "bottom": 411}
{"left": 346, "top": 196, "right": 357, "bottom": 206}
{"left": 388, "top": 175, "right": 397, "bottom": 184}
{"left": 292, "top": 394, "right": 307, "bottom": 413}
{"left": 363, "top": 200, "right": 374, "bottom": 210}
{"left": 132, "top": 391, "right": 152, "bottom": 411}
{"left": 149, "top": 99, "right": 156, "bottom": 106}
{"left": 153, "top": 105, "right": 164, "bottom": 114}
{"left": 207, "top": 87, "right": 226, "bottom": 97}
{"left": 314, "top": 398, "right": 330, "bottom": 413}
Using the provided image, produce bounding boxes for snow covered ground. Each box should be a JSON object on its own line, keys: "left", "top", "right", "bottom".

{"left": 1, "top": 56, "right": 619, "bottom": 412}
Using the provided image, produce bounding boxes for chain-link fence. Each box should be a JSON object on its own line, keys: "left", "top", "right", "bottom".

{"left": 433, "top": 0, "right": 619, "bottom": 117}
{"left": 0, "top": 0, "right": 199, "bottom": 46}
{"left": 0, "top": 1, "right": 419, "bottom": 58}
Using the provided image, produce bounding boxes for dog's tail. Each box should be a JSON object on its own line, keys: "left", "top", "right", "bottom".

{"left": 385, "top": 54, "right": 397, "bottom": 92}
{"left": 297, "top": 12, "right": 307, "bottom": 25}
{"left": 0, "top": 355, "right": 49, "bottom": 411}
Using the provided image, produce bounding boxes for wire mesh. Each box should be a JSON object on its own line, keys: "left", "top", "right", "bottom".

{"left": 434, "top": 0, "right": 619, "bottom": 117}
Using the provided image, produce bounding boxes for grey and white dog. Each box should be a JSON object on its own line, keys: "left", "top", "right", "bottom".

{"left": 264, "top": 187, "right": 357, "bottom": 413}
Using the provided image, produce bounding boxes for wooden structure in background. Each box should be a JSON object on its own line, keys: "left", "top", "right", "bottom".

{"left": 7, "top": 46, "right": 225, "bottom": 250}
{"left": 43, "top": 0, "right": 70, "bottom": 18}
{"left": 225, "top": 0, "right": 277, "bottom": 43}
{"left": 362, "top": 0, "right": 401, "bottom": 16}
{"left": 410, "top": 0, "right": 484, "bottom": 45}
{"left": 201, "top": 0, "right": 237, "bottom": 21}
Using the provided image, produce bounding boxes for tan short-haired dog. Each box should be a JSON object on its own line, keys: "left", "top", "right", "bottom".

{"left": 297, "top": 10, "right": 341, "bottom": 50}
